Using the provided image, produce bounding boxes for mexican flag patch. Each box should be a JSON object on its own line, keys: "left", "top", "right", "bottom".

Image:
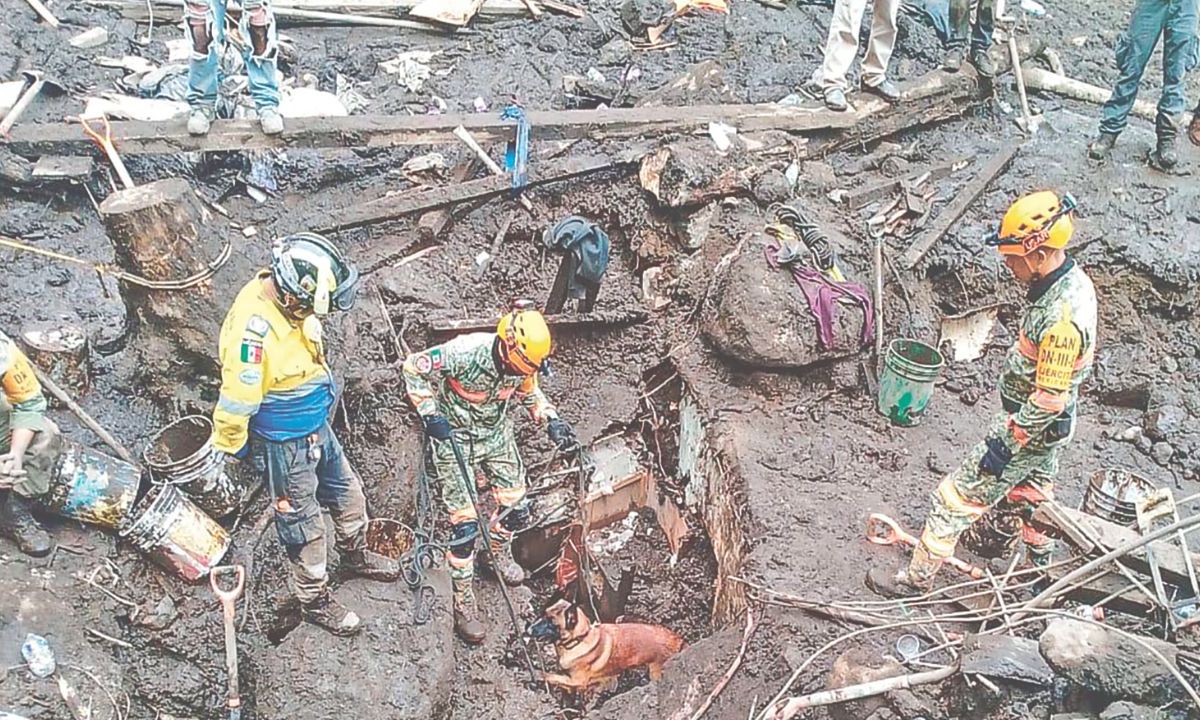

{"left": 240, "top": 340, "right": 264, "bottom": 364}
{"left": 430, "top": 347, "right": 444, "bottom": 370}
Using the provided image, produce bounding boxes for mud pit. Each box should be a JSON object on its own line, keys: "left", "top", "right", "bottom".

{"left": 4, "top": 0, "right": 1200, "bottom": 717}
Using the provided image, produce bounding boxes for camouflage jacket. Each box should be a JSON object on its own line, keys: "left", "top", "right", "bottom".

{"left": 996, "top": 258, "right": 1098, "bottom": 450}
{"left": 402, "top": 332, "right": 558, "bottom": 433}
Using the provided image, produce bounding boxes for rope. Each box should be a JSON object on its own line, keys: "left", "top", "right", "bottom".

{"left": 0, "top": 234, "right": 232, "bottom": 291}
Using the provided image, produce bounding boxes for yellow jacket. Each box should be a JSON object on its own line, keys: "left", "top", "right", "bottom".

{"left": 0, "top": 331, "right": 47, "bottom": 432}
{"left": 212, "top": 272, "right": 335, "bottom": 453}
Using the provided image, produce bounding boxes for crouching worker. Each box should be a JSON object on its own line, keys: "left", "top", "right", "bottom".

{"left": 403, "top": 303, "right": 578, "bottom": 643}
{"left": 0, "top": 331, "right": 57, "bottom": 557}
{"left": 212, "top": 233, "right": 398, "bottom": 636}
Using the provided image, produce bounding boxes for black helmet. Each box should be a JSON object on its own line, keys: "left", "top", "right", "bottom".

{"left": 270, "top": 232, "right": 359, "bottom": 315}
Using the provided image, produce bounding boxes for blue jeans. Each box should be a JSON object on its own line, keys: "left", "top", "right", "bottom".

{"left": 1099, "top": 0, "right": 1200, "bottom": 136}
{"left": 948, "top": 0, "right": 994, "bottom": 52}
{"left": 185, "top": 0, "right": 280, "bottom": 112}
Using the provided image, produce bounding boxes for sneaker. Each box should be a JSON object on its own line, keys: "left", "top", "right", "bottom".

{"left": 301, "top": 590, "right": 361, "bottom": 636}
{"left": 453, "top": 587, "right": 486, "bottom": 644}
{"left": 1153, "top": 132, "right": 1179, "bottom": 171}
{"left": 259, "top": 107, "right": 284, "bottom": 136}
{"left": 863, "top": 79, "right": 901, "bottom": 103}
{"left": 0, "top": 492, "right": 51, "bottom": 558}
{"left": 485, "top": 540, "right": 525, "bottom": 586}
{"left": 970, "top": 49, "right": 996, "bottom": 78}
{"left": 341, "top": 548, "right": 400, "bottom": 582}
{"left": 942, "top": 47, "right": 965, "bottom": 72}
{"left": 187, "top": 107, "right": 214, "bottom": 136}
{"left": 1087, "top": 132, "right": 1118, "bottom": 160}
{"left": 823, "top": 87, "right": 848, "bottom": 112}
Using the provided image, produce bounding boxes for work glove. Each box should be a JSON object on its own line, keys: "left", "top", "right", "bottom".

{"left": 422, "top": 415, "right": 453, "bottom": 441}
{"left": 978, "top": 437, "right": 1013, "bottom": 478}
{"left": 547, "top": 418, "right": 578, "bottom": 452}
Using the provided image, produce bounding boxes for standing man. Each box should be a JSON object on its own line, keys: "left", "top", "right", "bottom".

{"left": 869, "top": 191, "right": 1097, "bottom": 596}
{"left": 212, "top": 233, "right": 397, "bottom": 636}
{"left": 942, "top": 0, "right": 996, "bottom": 76}
{"left": 185, "top": 0, "right": 283, "bottom": 136}
{"left": 402, "top": 304, "right": 577, "bottom": 643}
{"left": 0, "top": 331, "right": 55, "bottom": 557}
{"left": 1087, "top": 0, "right": 1198, "bottom": 170}
{"left": 817, "top": 0, "right": 904, "bottom": 111}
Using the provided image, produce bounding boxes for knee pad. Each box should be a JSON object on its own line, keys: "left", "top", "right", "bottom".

{"left": 499, "top": 502, "right": 531, "bottom": 533}
{"left": 449, "top": 521, "right": 479, "bottom": 560}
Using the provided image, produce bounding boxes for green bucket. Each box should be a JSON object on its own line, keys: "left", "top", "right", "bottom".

{"left": 878, "top": 338, "right": 944, "bottom": 427}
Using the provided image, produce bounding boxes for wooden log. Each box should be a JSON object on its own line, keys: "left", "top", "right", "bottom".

{"left": 23, "top": 0, "right": 60, "bottom": 27}
{"left": 416, "top": 158, "right": 479, "bottom": 241}
{"left": 19, "top": 323, "right": 91, "bottom": 400}
{"left": 5, "top": 104, "right": 856, "bottom": 158}
{"left": 900, "top": 143, "right": 1021, "bottom": 270}
{"left": 407, "top": 0, "right": 486, "bottom": 26}
{"left": 1043, "top": 565, "right": 1157, "bottom": 616}
{"left": 86, "top": 0, "right": 531, "bottom": 22}
{"left": 428, "top": 309, "right": 647, "bottom": 334}
{"left": 1023, "top": 67, "right": 1157, "bottom": 123}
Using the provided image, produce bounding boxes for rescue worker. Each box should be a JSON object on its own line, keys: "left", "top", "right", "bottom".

{"left": 0, "top": 331, "right": 56, "bottom": 557}
{"left": 402, "top": 304, "right": 577, "bottom": 643}
{"left": 212, "top": 233, "right": 397, "bottom": 636}
{"left": 941, "top": 0, "right": 996, "bottom": 77}
{"left": 185, "top": 0, "right": 283, "bottom": 136}
{"left": 868, "top": 191, "right": 1097, "bottom": 596}
{"left": 1086, "top": 0, "right": 1198, "bottom": 170}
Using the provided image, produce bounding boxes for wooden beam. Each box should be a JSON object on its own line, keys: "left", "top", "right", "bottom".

{"left": 900, "top": 143, "right": 1021, "bottom": 270}
{"left": 4, "top": 104, "right": 856, "bottom": 158}
{"left": 428, "top": 309, "right": 648, "bottom": 334}
{"left": 839, "top": 157, "right": 969, "bottom": 210}
{"left": 416, "top": 158, "right": 478, "bottom": 241}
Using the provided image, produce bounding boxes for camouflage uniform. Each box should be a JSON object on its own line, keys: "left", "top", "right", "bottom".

{"left": 916, "top": 258, "right": 1097, "bottom": 576}
{"left": 401, "top": 332, "right": 558, "bottom": 605}
{"left": 0, "top": 331, "right": 62, "bottom": 499}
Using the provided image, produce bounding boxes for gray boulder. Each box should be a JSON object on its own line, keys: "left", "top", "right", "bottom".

{"left": 1039, "top": 618, "right": 1184, "bottom": 706}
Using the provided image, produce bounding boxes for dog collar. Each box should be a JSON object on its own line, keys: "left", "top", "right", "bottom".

{"left": 559, "top": 636, "right": 583, "bottom": 650}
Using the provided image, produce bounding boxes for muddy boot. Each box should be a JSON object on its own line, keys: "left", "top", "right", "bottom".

{"left": 942, "top": 46, "right": 965, "bottom": 72}
{"left": 865, "top": 544, "right": 942, "bottom": 599}
{"left": 187, "top": 106, "right": 214, "bottom": 136}
{"left": 485, "top": 538, "right": 525, "bottom": 586}
{"left": 301, "top": 589, "right": 361, "bottom": 636}
{"left": 1152, "top": 132, "right": 1179, "bottom": 171}
{"left": 1088, "top": 132, "right": 1118, "bottom": 160}
{"left": 969, "top": 49, "right": 995, "bottom": 78}
{"left": 453, "top": 582, "right": 486, "bottom": 644}
{"left": 0, "top": 492, "right": 51, "bottom": 558}
{"left": 341, "top": 548, "right": 401, "bottom": 582}
{"left": 259, "top": 107, "right": 284, "bottom": 136}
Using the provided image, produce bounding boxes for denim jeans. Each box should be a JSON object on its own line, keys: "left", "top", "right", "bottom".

{"left": 947, "top": 0, "right": 994, "bottom": 52}
{"left": 186, "top": 0, "right": 280, "bottom": 112}
{"left": 1099, "top": 0, "right": 1200, "bottom": 136}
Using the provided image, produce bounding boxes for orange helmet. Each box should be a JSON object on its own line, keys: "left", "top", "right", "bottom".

{"left": 988, "top": 191, "right": 1077, "bottom": 256}
{"left": 496, "top": 303, "right": 552, "bottom": 376}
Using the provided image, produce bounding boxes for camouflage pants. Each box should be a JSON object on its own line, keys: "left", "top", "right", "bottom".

{"left": 920, "top": 414, "right": 1062, "bottom": 567}
{"left": 0, "top": 412, "right": 62, "bottom": 499}
{"left": 427, "top": 423, "right": 526, "bottom": 596}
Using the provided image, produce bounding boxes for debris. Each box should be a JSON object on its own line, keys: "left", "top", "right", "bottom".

{"left": 22, "top": 633, "right": 56, "bottom": 678}
{"left": 30, "top": 361, "right": 136, "bottom": 464}
{"left": 164, "top": 38, "right": 191, "bottom": 62}
{"left": 901, "top": 143, "right": 1022, "bottom": 270}
{"left": 335, "top": 73, "right": 370, "bottom": 114}
{"left": 70, "top": 27, "right": 110, "bottom": 48}
{"left": 752, "top": 169, "right": 791, "bottom": 205}
{"left": 641, "top": 266, "right": 670, "bottom": 310}
{"left": 408, "top": 0, "right": 488, "bottom": 26}
{"left": 673, "top": 0, "right": 728, "bottom": 12}
{"left": 707, "top": 121, "right": 737, "bottom": 152}
{"left": 1023, "top": 67, "right": 1158, "bottom": 122}
{"left": 474, "top": 209, "right": 516, "bottom": 279}
{"left": 639, "top": 139, "right": 758, "bottom": 208}
{"left": 241, "top": 225, "right": 257, "bottom": 238}
{"left": 521, "top": 0, "right": 543, "bottom": 17}
{"left": 939, "top": 304, "right": 1004, "bottom": 362}
{"left": 82, "top": 94, "right": 188, "bottom": 121}
{"left": 1039, "top": 618, "right": 1185, "bottom": 705}
{"left": 1, "top": 71, "right": 66, "bottom": 137}
{"left": 472, "top": 96, "right": 488, "bottom": 112}
{"left": 416, "top": 158, "right": 478, "bottom": 240}
{"left": 429, "top": 309, "right": 648, "bottom": 335}
{"left": 379, "top": 50, "right": 439, "bottom": 92}
{"left": 1100, "top": 702, "right": 1164, "bottom": 720}
{"left": 280, "top": 86, "right": 349, "bottom": 118}
{"left": 20, "top": 323, "right": 91, "bottom": 397}
{"left": 586, "top": 67, "right": 607, "bottom": 84}
{"left": 960, "top": 634, "right": 1054, "bottom": 686}
{"left": 132, "top": 594, "right": 179, "bottom": 631}
{"left": 840, "top": 158, "right": 969, "bottom": 210}
{"left": 500, "top": 104, "right": 530, "bottom": 190}
{"left": 452, "top": 125, "right": 534, "bottom": 211}
{"left": 95, "top": 55, "right": 157, "bottom": 75}
{"left": 540, "top": 0, "right": 584, "bottom": 16}
{"left": 819, "top": 648, "right": 903, "bottom": 720}
{"left": 771, "top": 662, "right": 955, "bottom": 719}
{"left": 56, "top": 675, "right": 92, "bottom": 720}
{"left": 402, "top": 152, "right": 448, "bottom": 175}
{"left": 0, "top": 81, "right": 24, "bottom": 117}
{"left": 22, "top": 0, "right": 60, "bottom": 27}
{"left": 675, "top": 201, "right": 720, "bottom": 250}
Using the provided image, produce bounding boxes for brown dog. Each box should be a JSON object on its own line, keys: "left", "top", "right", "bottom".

{"left": 528, "top": 598, "right": 684, "bottom": 692}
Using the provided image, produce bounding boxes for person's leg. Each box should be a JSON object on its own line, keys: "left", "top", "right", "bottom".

{"left": 478, "top": 425, "right": 528, "bottom": 586}
{"left": 429, "top": 434, "right": 486, "bottom": 643}
{"left": 971, "top": 0, "right": 994, "bottom": 52}
{"left": 1153, "top": 0, "right": 1198, "bottom": 167}
{"left": 184, "top": 0, "right": 222, "bottom": 134}
{"left": 1098, "top": 0, "right": 1168, "bottom": 137}
{"left": 862, "top": 0, "right": 902, "bottom": 89}
{"left": 0, "top": 417, "right": 58, "bottom": 557}
{"left": 239, "top": 0, "right": 283, "bottom": 132}
{"left": 943, "top": 0, "right": 970, "bottom": 70}
{"left": 313, "top": 424, "right": 398, "bottom": 579}
{"left": 820, "top": 0, "right": 870, "bottom": 97}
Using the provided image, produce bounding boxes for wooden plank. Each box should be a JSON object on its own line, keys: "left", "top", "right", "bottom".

{"left": 840, "top": 157, "right": 969, "bottom": 210}
{"left": 416, "top": 158, "right": 478, "bottom": 241}
{"left": 32, "top": 156, "right": 94, "bottom": 180}
{"left": 1043, "top": 565, "right": 1157, "bottom": 617}
{"left": 407, "top": 0, "right": 486, "bottom": 26}
{"left": 900, "top": 143, "right": 1021, "bottom": 270}
{"left": 428, "top": 309, "right": 648, "bottom": 334}
{"left": 540, "top": 0, "right": 583, "bottom": 16}
{"left": 5, "top": 104, "right": 856, "bottom": 158}
{"left": 86, "top": 0, "right": 531, "bottom": 21}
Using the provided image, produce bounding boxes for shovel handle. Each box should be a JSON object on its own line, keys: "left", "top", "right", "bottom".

{"left": 210, "top": 564, "right": 246, "bottom": 602}
{"left": 79, "top": 114, "right": 135, "bottom": 189}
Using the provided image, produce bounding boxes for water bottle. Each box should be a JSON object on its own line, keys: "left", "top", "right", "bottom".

{"left": 21, "top": 634, "right": 56, "bottom": 678}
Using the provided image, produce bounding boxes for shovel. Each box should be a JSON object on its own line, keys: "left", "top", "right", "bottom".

{"left": 0, "top": 70, "right": 66, "bottom": 137}
{"left": 210, "top": 565, "right": 246, "bottom": 720}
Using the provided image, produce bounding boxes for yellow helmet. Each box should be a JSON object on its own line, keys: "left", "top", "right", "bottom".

{"left": 989, "top": 191, "right": 1077, "bottom": 256}
{"left": 496, "top": 304, "right": 552, "bottom": 375}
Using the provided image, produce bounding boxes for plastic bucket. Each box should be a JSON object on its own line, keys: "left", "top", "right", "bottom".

{"left": 1081, "top": 468, "right": 1156, "bottom": 528}
{"left": 119, "top": 484, "right": 231, "bottom": 582}
{"left": 45, "top": 440, "right": 141, "bottom": 529}
{"left": 143, "top": 416, "right": 240, "bottom": 518}
{"left": 878, "top": 339, "right": 945, "bottom": 427}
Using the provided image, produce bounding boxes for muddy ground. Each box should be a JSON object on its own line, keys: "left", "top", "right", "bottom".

{"left": 3, "top": 0, "right": 1200, "bottom": 717}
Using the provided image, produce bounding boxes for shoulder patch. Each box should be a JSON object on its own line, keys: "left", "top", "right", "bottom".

{"left": 245, "top": 315, "right": 270, "bottom": 338}
{"left": 239, "top": 368, "right": 263, "bottom": 385}
{"left": 429, "top": 347, "right": 445, "bottom": 370}
{"left": 414, "top": 353, "right": 433, "bottom": 373}
{"left": 240, "top": 339, "right": 264, "bottom": 364}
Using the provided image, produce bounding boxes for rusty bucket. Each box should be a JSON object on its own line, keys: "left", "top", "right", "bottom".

{"left": 45, "top": 439, "right": 141, "bottom": 529}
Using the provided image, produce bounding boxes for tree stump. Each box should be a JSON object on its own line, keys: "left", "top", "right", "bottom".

{"left": 19, "top": 322, "right": 91, "bottom": 402}
{"left": 99, "top": 178, "right": 262, "bottom": 399}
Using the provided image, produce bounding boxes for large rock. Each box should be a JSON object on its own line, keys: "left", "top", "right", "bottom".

{"left": 823, "top": 648, "right": 905, "bottom": 720}
{"left": 702, "top": 237, "right": 868, "bottom": 369}
{"left": 255, "top": 568, "right": 455, "bottom": 719}
{"left": 961, "top": 633, "right": 1055, "bottom": 686}
{"left": 1099, "top": 701, "right": 1174, "bottom": 720}
{"left": 1039, "top": 618, "right": 1185, "bottom": 706}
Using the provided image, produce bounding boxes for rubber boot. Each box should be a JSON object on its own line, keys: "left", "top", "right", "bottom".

{"left": 301, "top": 589, "right": 361, "bottom": 636}
{"left": 1088, "top": 132, "right": 1118, "bottom": 160}
{"left": 865, "top": 543, "right": 943, "bottom": 599}
{"left": 453, "top": 579, "right": 486, "bottom": 644}
{"left": 0, "top": 491, "right": 51, "bottom": 558}
{"left": 486, "top": 537, "right": 525, "bottom": 586}
{"left": 341, "top": 547, "right": 401, "bottom": 582}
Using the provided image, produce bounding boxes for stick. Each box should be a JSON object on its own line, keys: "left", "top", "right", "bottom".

{"left": 769, "top": 665, "right": 956, "bottom": 718}
{"left": 521, "top": 0, "right": 542, "bottom": 17}
{"left": 687, "top": 607, "right": 759, "bottom": 720}
{"left": 23, "top": 0, "right": 61, "bottom": 26}
{"left": 85, "top": 628, "right": 133, "bottom": 649}
{"left": 539, "top": 0, "right": 583, "bottom": 15}
{"left": 30, "top": 364, "right": 136, "bottom": 464}
{"left": 452, "top": 125, "right": 534, "bottom": 212}
{"left": 475, "top": 209, "right": 518, "bottom": 279}
{"left": 873, "top": 235, "right": 884, "bottom": 369}
{"left": 429, "top": 309, "right": 647, "bottom": 334}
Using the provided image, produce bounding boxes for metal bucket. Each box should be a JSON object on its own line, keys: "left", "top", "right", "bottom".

{"left": 144, "top": 416, "right": 239, "bottom": 518}
{"left": 120, "top": 484, "right": 231, "bottom": 582}
{"left": 878, "top": 339, "right": 945, "bottom": 427}
{"left": 1081, "top": 468, "right": 1157, "bottom": 528}
{"left": 45, "top": 439, "right": 141, "bottom": 529}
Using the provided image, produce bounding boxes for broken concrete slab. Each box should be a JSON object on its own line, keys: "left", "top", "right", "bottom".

{"left": 1100, "top": 701, "right": 1172, "bottom": 720}
{"left": 1039, "top": 618, "right": 1184, "bottom": 706}
{"left": 961, "top": 633, "right": 1055, "bottom": 686}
